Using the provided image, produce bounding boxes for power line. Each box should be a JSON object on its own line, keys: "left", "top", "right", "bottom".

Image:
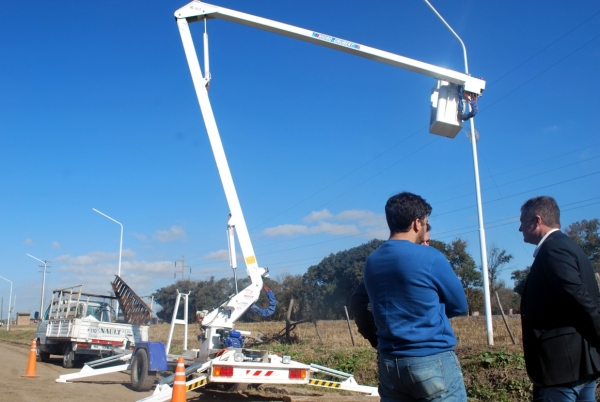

{"left": 247, "top": 11, "right": 600, "bottom": 237}
{"left": 488, "top": 10, "right": 600, "bottom": 86}
{"left": 434, "top": 170, "right": 600, "bottom": 218}
{"left": 435, "top": 153, "right": 600, "bottom": 206}
{"left": 181, "top": 162, "right": 600, "bottom": 269}
{"left": 479, "top": 32, "right": 600, "bottom": 116}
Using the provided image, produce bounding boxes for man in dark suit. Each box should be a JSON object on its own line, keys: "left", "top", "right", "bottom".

{"left": 519, "top": 196, "right": 600, "bottom": 401}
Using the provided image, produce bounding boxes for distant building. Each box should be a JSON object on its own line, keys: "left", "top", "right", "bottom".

{"left": 16, "top": 312, "right": 31, "bottom": 326}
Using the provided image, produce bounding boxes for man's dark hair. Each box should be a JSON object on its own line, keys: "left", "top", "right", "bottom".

{"left": 521, "top": 196, "right": 561, "bottom": 228}
{"left": 385, "top": 192, "right": 432, "bottom": 235}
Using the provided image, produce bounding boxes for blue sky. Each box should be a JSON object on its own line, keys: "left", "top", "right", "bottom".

{"left": 2, "top": 0, "right": 599, "bottom": 317}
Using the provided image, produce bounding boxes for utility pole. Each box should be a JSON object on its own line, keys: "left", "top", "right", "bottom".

{"left": 423, "top": 0, "right": 493, "bottom": 346}
{"left": 12, "top": 294, "right": 16, "bottom": 326}
{"left": 0, "top": 276, "right": 12, "bottom": 331}
{"left": 27, "top": 254, "right": 50, "bottom": 320}
{"left": 174, "top": 256, "right": 190, "bottom": 281}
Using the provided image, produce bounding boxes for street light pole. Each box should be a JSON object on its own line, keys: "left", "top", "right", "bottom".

{"left": 27, "top": 254, "right": 50, "bottom": 321}
{"left": 93, "top": 208, "right": 123, "bottom": 278}
{"left": 423, "top": 0, "right": 494, "bottom": 345}
{"left": 0, "top": 275, "right": 13, "bottom": 331}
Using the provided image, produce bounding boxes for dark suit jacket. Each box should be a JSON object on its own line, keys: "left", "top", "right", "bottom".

{"left": 521, "top": 230, "right": 600, "bottom": 386}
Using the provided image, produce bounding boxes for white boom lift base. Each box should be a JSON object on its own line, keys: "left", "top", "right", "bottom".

{"left": 55, "top": 353, "right": 131, "bottom": 383}
{"left": 53, "top": 292, "right": 378, "bottom": 399}
{"left": 55, "top": 363, "right": 130, "bottom": 383}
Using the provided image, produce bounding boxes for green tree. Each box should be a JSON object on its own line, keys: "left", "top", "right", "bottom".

{"left": 510, "top": 266, "right": 530, "bottom": 297}
{"left": 487, "top": 245, "right": 514, "bottom": 292}
{"left": 565, "top": 218, "right": 600, "bottom": 272}
{"left": 153, "top": 277, "right": 232, "bottom": 323}
{"left": 431, "top": 238, "right": 482, "bottom": 315}
{"left": 274, "top": 274, "right": 310, "bottom": 321}
{"left": 303, "top": 239, "right": 383, "bottom": 319}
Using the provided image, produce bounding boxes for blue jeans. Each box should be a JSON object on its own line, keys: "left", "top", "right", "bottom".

{"left": 533, "top": 380, "right": 596, "bottom": 402}
{"left": 378, "top": 350, "right": 467, "bottom": 401}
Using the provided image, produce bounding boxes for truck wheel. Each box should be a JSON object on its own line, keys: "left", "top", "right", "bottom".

{"left": 130, "top": 349, "right": 157, "bottom": 391}
{"left": 62, "top": 344, "right": 75, "bottom": 369}
{"left": 36, "top": 340, "right": 50, "bottom": 362}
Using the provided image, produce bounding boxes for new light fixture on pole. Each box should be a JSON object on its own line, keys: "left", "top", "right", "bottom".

{"left": 0, "top": 275, "right": 13, "bottom": 331}
{"left": 93, "top": 208, "right": 123, "bottom": 278}
{"left": 27, "top": 254, "right": 50, "bottom": 320}
{"left": 423, "top": 0, "right": 494, "bottom": 345}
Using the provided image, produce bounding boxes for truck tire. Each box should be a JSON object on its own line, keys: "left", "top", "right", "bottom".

{"left": 36, "top": 339, "right": 50, "bottom": 362}
{"left": 62, "top": 344, "right": 75, "bottom": 369}
{"left": 130, "top": 349, "right": 157, "bottom": 391}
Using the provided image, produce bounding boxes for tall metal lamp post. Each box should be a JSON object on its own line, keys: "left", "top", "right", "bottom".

{"left": 93, "top": 208, "right": 123, "bottom": 278}
{"left": 0, "top": 275, "right": 13, "bottom": 331}
{"left": 423, "top": 0, "right": 493, "bottom": 345}
{"left": 27, "top": 254, "right": 50, "bottom": 320}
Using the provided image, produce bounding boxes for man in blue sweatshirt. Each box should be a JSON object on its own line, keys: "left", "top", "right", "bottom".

{"left": 362, "top": 191, "right": 468, "bottom": 401}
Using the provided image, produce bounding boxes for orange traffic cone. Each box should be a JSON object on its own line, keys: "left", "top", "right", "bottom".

{"left": 22, "top": 338, "right": 40, "bottom": 378}
{"left": 171, "top": 357, "right": 186, "bottom": 401}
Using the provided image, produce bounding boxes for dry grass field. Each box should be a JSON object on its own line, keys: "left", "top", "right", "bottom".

{"left": 151, "top": 315, "right": 523, "bottom": 352}
{"left": 0, "top": 314, "right": 523, "bottom": 349}
{"left": 0, "top": 314, "right": 523, "bottom": 350}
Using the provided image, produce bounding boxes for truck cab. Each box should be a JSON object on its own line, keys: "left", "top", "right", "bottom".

{"left": 36, "top": 285, "right": 148, "bottom": 368}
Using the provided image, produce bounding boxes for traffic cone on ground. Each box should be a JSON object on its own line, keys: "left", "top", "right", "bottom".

{"left": 171, "top": 357, "right": 186, "bottom": 401}
{"left": 22, "top": 338, "right": 40, "bottom": 378}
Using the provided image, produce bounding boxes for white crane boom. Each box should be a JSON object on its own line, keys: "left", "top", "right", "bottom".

{"left": 175, "top": 1, "right": 485, "bottom": 94}
{"left": 174, "top": 0, "right": 486, "bottom": 335}
{"left": 177, "top": 18, "right": 265, "bottom": 333}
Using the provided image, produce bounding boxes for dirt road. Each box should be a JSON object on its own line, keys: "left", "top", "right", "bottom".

{"left": 2, "top": 341, "right": 157, "bottom": 402}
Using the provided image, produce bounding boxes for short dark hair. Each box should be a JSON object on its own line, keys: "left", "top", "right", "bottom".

{"left": 521, "top": 196, "right": 561, "bottom": 228}
{"left": 385, "top": 192, "right": 432, "bottom": 235}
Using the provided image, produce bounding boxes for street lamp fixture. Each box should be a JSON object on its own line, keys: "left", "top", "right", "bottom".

{"left": 92, "top": 208, "right": 123, "bottom": 278}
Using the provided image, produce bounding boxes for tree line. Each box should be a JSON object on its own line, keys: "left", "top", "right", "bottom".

{"left": 153, "top": 218, "right": 599, "bottom": 323}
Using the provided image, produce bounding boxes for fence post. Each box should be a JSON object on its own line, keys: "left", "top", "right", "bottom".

{"left": 286, "top": 298, "right": 294, "bottom": 343}
{"left": 313, "top": 319, "right": 323, "bottom": 343}
{"left": 344, "top": 306, "right": 356, "bottom": 346}
{"left": 495, "top": 291, "right": 516, "bottom": 344}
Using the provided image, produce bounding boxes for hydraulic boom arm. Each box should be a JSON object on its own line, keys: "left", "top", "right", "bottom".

{"left": 175, "top": 1, "right": 485, "bottom": 94}
{"left": 175, "top": 1, "right": 486, "bottom": 336}
{"left": 177, "top": 18, "right": 266, "bottom": 333}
